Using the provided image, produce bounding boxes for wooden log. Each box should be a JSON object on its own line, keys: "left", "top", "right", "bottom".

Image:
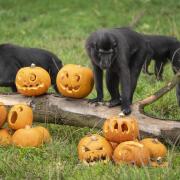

{"left": 0, "top": 73, "right": 180, "bottom": 145}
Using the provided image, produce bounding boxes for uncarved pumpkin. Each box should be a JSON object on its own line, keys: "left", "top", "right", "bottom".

{"left": 78, "top": 134, "right": 113, "bottom": 165}
{"left": 8, "top": 104, "right": 33, "bottom": 130}
{"left": 16, "top": 64, "right": 51, "bottom": 96}
{"left": 34, "top": 126, "right": 51, "bottom": 144}
{"left": 0, "top": 128, "right": 11, "bottom": 146}
{"left": 103, "top": 116, "right": 139, "bottom": 143}
{"left": 12, "top": 125, "right": 42, "bottom": 147}
{"left": 0, "top": 102, "right": 7, "bottom": 128}
{"left": 140, "top": 138, "right": 167, "bottom": 159}
{"left": 113, "top": 141, "right": 150, "bottom": 167}
{"left": 56, "top": 64, "right": 94, "bottom": 98}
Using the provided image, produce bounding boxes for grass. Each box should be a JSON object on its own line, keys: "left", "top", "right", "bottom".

{"left": 0, "top": 0, "right": 179, "bottom": 179}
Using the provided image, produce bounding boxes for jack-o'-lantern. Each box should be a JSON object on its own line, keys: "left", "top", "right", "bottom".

{"left": 15, "top": 64, "right": 51, "bottom": 96}
{"left": 78, "top": 134, "right": 113, "bottom": 165}
{"left": 0, "top": 128, "right": 11, "bottom": 146}
{"left": 140, "top": 138, "right": 167, "bottom": 160}
{"left": 34, "top": 126, "right": 52, "bottom": 144}
{"left": 56, "top": 64, "right": 94, "bottom": 98}
{"left": 12, "top": 125, "right": 42, "bottom": 147}
{"left": 113, "top": 141, "right": 150, "bottom": 167}
{"left": 8, "top": 104, "right": 33, "bottom": 130}
{"left": 103, "top": 116, "right": 139, "bottom": 143}
{"left": 0, "top": 102, "right": 7, "bottom": 128}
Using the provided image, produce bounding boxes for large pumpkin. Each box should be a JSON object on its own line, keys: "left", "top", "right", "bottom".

{"left": 56, "top": 64, "right": 94, "bottom": 98}
{"left": 8, "top": 104, "right": 33, "bottom": 130}
{"left": 103, "top": 116, "right": 139, "bottom": 143}
{"left": 140, "top": 138, "right": 167, "bottom": 160}
{"left": 0, "top": 102, "right": 7, "bottom": 128}
{"left": 113, "top": 141, "right": 150, "bottom": 167}
{"left": 15, "top": 64, "right": 51, "bottom": 96}
{"left": 78, "top": 134, "right": 113, "bottom": 165}
{"left": 0, "top": 128, "right": 11, "bottom": 146}
{"left": 12, "top": 125, "right": 42, "bottom": 147}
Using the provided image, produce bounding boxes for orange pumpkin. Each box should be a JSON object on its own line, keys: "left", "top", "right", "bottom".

{"left": 0, "top": 128, "right": 11, "bottom": 146}
{"left": 0, "top": 102, "right": 7, "bottom": 128}
{"left": 140, "top": 138, "right": 167, "bottom": 159}
{"left": 78, "top": 134, "right": 113, "bottom": 165}
{"left": 15, "top": 64, "right": 51, "bottom": 96}
{"left": 56, "top": 64, "right": 94, "bottom": 98}
{"left": 34, "top": 126, "right": 51, "bottom": 144}
{"left": 12, "top": 125, "right": 42, "bottom": 147}
{"left": 8, "top": 104, "right": 33, "bottom": 130}
{"left": 113, "top": 141, "right": 150, "bottom": 167}
{"left": 103, "top": 116, "right": 139, "bottom": 143}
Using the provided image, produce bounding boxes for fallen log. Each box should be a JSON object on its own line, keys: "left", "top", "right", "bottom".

{"left": 0, "top": 73, "right": 180, "bottom": 145}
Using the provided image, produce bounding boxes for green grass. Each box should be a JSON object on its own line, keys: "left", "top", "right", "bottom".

{"left": 0, "top": 0, "right": 180, "bottom": 179}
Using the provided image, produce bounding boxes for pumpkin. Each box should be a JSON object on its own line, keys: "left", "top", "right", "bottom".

{"left": 0, "top": 102, "right": 7, "bottom": 128}
{"left": 56, "top": 64, "right": 94, "bottom": 98}
{"left": 8, "top": 104, "right": 33, "bottom": 130}
{"left": 15, "top": 63, "right": 51, "bottom": 96}
{"left": 34, "top": 126, "right": 51, "bottom": 143}
{"left": 78, "top": 134, "right": 113, "bottom": 165}
{"left": 0, "top": 128, "right": 11, "bottom": 146}
{"left": 103, "top": 116, "right": 139, "bottom": 143}
{"left": 12, "top": 125, "right": 42, "bottom": 147}
{"left": 140, "top": 138, "right": 167, "bottom": 159}
{"left": 113, "top": 141, "right": 150, "bottom": 167}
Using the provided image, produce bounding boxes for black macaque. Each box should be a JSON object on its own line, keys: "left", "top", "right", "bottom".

{"left": 142, "top": 35, "right": 179, "bottom": 81}
{"left": 0, "top": 44, "right": 62, "bottom": 92}
{"left": 85, "top": 27, "right": 150, "bottom": 115}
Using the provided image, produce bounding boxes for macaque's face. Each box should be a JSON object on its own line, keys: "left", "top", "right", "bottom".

{"left": 93, "top": 33, "right": 117, "bottom": 69}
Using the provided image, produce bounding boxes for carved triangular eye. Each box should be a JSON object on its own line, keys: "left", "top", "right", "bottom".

{"left": 121, "top": 123, "right": 128, "bottom": 132}
{"left": 84, "top": 146, "right": 90, "bottom": 152}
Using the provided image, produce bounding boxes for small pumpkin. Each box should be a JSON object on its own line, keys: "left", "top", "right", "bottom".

{"left": 113, "top": 141, "right": 150, "bottom": 167}
{"left": 8, "top": 104, "right": 33, "bottom": 130}
{"left": 15, "top": 64, "right": 51, "bottom": 96}
{"left": 34, "top": 126, "right": 51, "bottom": 144}
{"left": 78, "top": 134, "right": 113, "bottom": 165}
{"left": 0, "top": 102, "right": 7, "bottom": 128}
{"left": 140, "top": 138, "right": 167, "bottom": 160}
{"left": 56, "top": 64, "right": 94, "bottom": 98}
{"left": 0, "top": 128, "right": 11, "bottom": 146}
{"left": 103, "top": 116, "right": 139, "bottom": 143}
{"left": 12, "top": 125, "right": 42, "bottom": 147}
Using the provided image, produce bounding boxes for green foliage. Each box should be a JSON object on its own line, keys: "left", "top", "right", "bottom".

{"left": 0, "top": 0, "right": 179, "bottom": 179}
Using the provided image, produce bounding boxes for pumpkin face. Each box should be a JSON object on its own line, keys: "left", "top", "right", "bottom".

{"left": 56, "top": 64, "right": 94, "bottom": 98}
{"left": 0, "top": 102, "right": 7, "bottom": 128}
{"left": 8, "top": 104, "right": 33, "bottom": 130}
{"left": 113, "top": 141, "right": 150, "bottom": 167}
{"left": 140, "top": 138, "right": 167, "bottom": 160}
{"left": 103, "top": 116, "right": 139, "bottom": 143}
{"left": 16, "top": 64, "right": 51, "bottom": 96}
{"left": 78, "top": 134, "right": 113, "bottom": 165}
{"left": 0, "top": 128, "right": 11, "bottom": 146}
{"left": 12, "top": 126, "right": 42, "bottom": 147}
{"left": 34, "top": 126, "right": 51, "bottom": 144}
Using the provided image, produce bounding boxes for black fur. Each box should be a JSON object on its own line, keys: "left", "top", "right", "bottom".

{"left": 85, "top": 27, "right": 150, "bottom": 115}
{"left": 0, "top": 44, "right": 62, "bottom": 92}
{"left": 142, "top": 35, "right": 179, "bottom": 80}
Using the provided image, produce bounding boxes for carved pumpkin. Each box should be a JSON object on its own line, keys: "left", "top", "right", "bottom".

{"left": 34, "top": 126, "right": 51, "bottom": 144}
{"left": 16, "top": 64, "right": 51, "bottom": 96}
{"left": 0, "top": 128, "right": 11, "bottom": 146}
{"left": 56, "top": 64, "right": 94, "bottom": 98}
{"left": 113, "top": 141, "right": 150, "bottom": 167}
{"left": 103, "top": 116, "right": 139, "bottom": 143}
{"left": 12, "top": 125, "right": 42, "bottom": 147}
{"left": 140, "top": 138, "right": 167, "bottom": 159}
{"left": 78, "top": 134, "right": 113, "bottom": 165}
{"left": 8, "top": 104, "right": 33, "bottom": 130}
{"left": 0, "top": 102, "right": 7, "bottom": 128}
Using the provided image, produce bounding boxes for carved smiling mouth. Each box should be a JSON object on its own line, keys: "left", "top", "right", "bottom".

{"left": 16, "top": 83, "right": 45, "bottom": 90}
{"left": 61, "top": 84, "right": 80, "bottom": 93}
